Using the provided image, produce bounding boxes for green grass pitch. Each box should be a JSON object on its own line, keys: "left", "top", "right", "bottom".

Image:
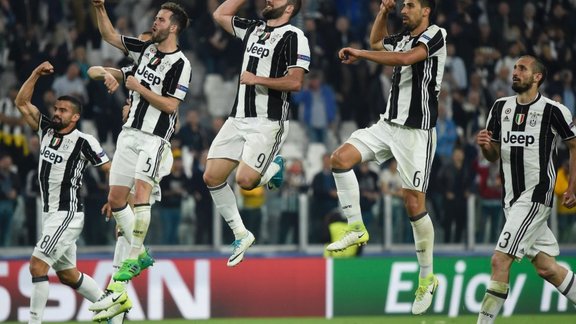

{"left": 3, "top": 314, "right": 574, "bottom": 323}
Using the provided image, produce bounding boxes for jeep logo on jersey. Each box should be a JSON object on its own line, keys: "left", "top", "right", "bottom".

{"left": 40, "top": 147, "right": 64, "bottom": 164}
{"left": 502, "top": 131, "right": 535, "bottom": 147}
{"left": 136, "top": 65, "right": 161, "bottom": 86}
{"left": 247, "top": 43, "right": 270, "bottom": 59}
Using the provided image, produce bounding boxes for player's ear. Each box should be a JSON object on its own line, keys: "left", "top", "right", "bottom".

{"left": 71, "top": 113, "right": 80, "bottom": 122}
{"left": 170, "top": 24, "right": 177, "bottom": 33}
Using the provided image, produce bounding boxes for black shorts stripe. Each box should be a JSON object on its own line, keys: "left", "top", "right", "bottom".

{"left": 45, "top": 210, "right": 75, "bottom": 255}
{"left": 508, "top": 202, "right": 539, "bottom": 256}
{"left": 259, "top": 120, "right": 285, "bottom": 176}
{"left": 422, "top": 128, "right": 434, "bottom": 191}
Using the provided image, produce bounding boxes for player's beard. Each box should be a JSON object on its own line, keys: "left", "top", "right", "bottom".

{"left": 51, "top": 117, "right": 65, "bottom": 130}
{"left": 262, "top": 3, "right": 288, "bottom": 20}
{"left": 402, "top": 15, "right": 421, "bottom": 32}
{"left": 152, "top": 28, "right": 170, "bottom": 43}
{"left": 511, "top": 76, "right": 533, "bottom": 94}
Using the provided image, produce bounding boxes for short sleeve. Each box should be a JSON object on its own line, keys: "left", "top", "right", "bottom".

{"left": 286, "top": 31, "right": 311, "bottom": 72}
{"left": 416, "top": 25, "right": 446, "bottom": 57}
{"left": 121, "top": 36, "right": 149, "bottom": 63}
{"left": 81, "top": 134, "right": 109, "bottom": 166}
{"left": 486, "top": 100, "right": 505, "bottom": 142}
{"left": 232, "top": 16, "right": 260, "bottom": 40}
{"left": 551, "top": 103, "right": 576, "bottom": 141}
{"left": 163, "top": 58, "right": 192, "bottom": 100}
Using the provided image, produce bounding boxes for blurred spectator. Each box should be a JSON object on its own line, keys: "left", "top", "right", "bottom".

{"left": 23, "top": 135, "right": 40, "bottom": 245}
{"left": 82, "top": 166, "right": 111, "bottom": 245}
{"left": 177, "top": 110, "right": 207, "bottom": 158}
{"left": 51, "top": 62, "right": 88, "bottom": 104}
{"left": 191, "top": 149, "right": 213, "bottom": 245}
{"left": 0, "top": 85, "right": 27, "bottom": 160}
{"left": 279, "top": 159, "right": 307, "bottom": 244}
{"left": 0, "top": 152, "right": 19, "bottom": 246}
{"left": 435, "top": 103, "right": 459, "bottom": 165}
{"left": 437, "top": 146, "right": 472, "bottom": 243}
{"left": 356, "top": 162, "right": 380, "bottom": 240}
{"left": 445, "top": 43, "right": 468, "bottom": 91}
{"left": 474, "top": 153, "right": 502, "bottom": 243}
{"left": 292, "top": 70, "right": 337, "bottom": 145}
{"left": 310, "top": 153, "right": 338, "bottom": 243}
{"left": 554, "top": 159, "right": 576, "bottom": 243}
{"left": 239, "top": 185, "right": 265, "bottom": 242}
{"left": 160, "top": 156, "right": 189, "bottom": 245}
{"left": 489, "top": 64, "right": 514, "bottom": 101}
{"left": 380, "top": 159, "right": 409, "bottom": 243}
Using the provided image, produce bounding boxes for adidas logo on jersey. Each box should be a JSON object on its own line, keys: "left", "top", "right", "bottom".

{"left": 502, "top": 131, "right": 535, "bottom": 147}
{"left": 136, "top": 65, "right": 161, "bottom": 86}
{"left": 40, "top": 147, "right": 64, "bottom": 164}
{"left": 247, "top": 43, "right": 270, "bottom": 59}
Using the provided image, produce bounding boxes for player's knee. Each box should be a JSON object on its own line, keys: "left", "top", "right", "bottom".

{"left": 490, "top": 253, "right": 512, "bottom": 273}
{"left": 107, "top": 193, "right": 125, "bottom": 209}
{"left": 236, "top": 175, "right": 258, "bottom": 190}
{"left": 534, "top": 263, "right": 556, "bottom": 281}
{"left": 29, "top": 258, "right": 48, "bottom": 277}
{"left": 330, "top": 151, "right": 352, "bottom": 170}
{"left": 56, "top": 272, "right": 75, "bottom": 287}
{"left": 403, "top": 195, "right": 422, "bottom": 216}
{"left": 203, "top": 171, "right": 224, "bottom": 188}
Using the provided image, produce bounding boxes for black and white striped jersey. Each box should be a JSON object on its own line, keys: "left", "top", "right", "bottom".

{"left": 229, "top": 16, "right": 310, "bottom": 121}
{"left": 37, "top": 114, "right": 109, "bottom": 212}
{"left": 486, "top": 93, "right": 576, "bottom": 208}
{"left": 121, "top": 36, "right": 192, "bottom": 142}
{"left": 380, "top": 24, "right": 447, "bottom": 129}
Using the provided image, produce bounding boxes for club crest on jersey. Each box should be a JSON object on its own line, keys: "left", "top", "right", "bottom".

{"left": 514, "top": 113, "right": 525, "bottom": 125}
{"left": 50, "top": 137, "right": 61, "bottom": 147}
{"left": 150, "top": 56, "right": 161, "bottom": 67}
{"left": 529, "top": 112, "right": 539, "bottom": 127}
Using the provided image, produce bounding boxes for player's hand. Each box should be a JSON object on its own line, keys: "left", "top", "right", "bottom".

{"left": 380, "top": 0, "right": 396, "bottom": 14}
{"left": 92, "top": 0, "right": 105, "bottom": 8}
{"left": 101, "top": 202, "right": 112, "bottom": 222}
{"left": 103, "top": 72, "right": 119, "bottom": 93}
{"left": 122, "top": 98, "right": 131, "bottom": 123}
{"left": 240, "top": 71, "right": 258, "bottom": 85}
{"left": 35, "top": 61, "right": 54, "bottom": 76}
{"left": 125, "top": 75, "right": 141, "bottom": 92}
{"left": 339, "top": 47, "right": 360, "bottom": 64}
{"left": 563, "top": 191, "right": 576, "bottom": 209}
{"left": 476, "top": 129, "right": 493, "bottom": 148}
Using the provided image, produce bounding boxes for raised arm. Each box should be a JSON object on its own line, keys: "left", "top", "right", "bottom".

{"left": 240, "top": 67, "right": 305, "bottom": 92}
{"left": 14, "top": 62, "right": 53, "bottom": 131}
{"left": 370, "top": 0, "right": 396, "bottom": 50}
{"left": 92, "top": 0, "right": 124, "bottom": 50}
{"left": 339, "top": 43, "right": 428, "bottom": 66}
{"left": 87, "top": 66, "right": 123, "bottom": 93}
{"left": 212, "top": 0, "right": 247, "bottom": 35}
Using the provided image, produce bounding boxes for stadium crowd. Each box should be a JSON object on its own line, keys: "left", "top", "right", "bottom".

{"left": 1, "top": 0, "right": 576, "bottom": 248}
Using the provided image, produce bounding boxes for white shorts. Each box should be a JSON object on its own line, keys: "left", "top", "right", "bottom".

{"left": 32, "top": 211, "right": 84, "bottom": 271}
{"left": 207, "top": 117, "right": 288, "bottom": 175}
{"left": 495, "top": 201, "right": 559, "bottom": 260}
{"left": 110, "top": 128, "right": 173, "bottom": 188}
{"left": 347, "top": 120, "right": 436, "bottom": 192}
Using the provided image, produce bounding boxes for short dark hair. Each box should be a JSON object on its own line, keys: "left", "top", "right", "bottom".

{"left": 57, "top": 95, "right": 83, "bottom": 115}
{"left": 161, "top": 2, "right": 189, "bottom": 34}
{"left": 521, "top": 55, "right": 547, "bottom": 87}
{"left": 288, "top": 0, "right": 302, "bottom": 18}
{"left": 420, "top": 0, "right": 436, "bottom": 15}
